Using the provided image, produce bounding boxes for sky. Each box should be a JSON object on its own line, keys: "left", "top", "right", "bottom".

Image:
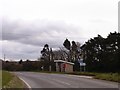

{"left": 0, "top": 0, "right": 119, "bottom": 61}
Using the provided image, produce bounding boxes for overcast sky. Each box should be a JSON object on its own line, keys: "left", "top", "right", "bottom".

{"left": 0, "top": 0, "right": 119, "bottom": 61}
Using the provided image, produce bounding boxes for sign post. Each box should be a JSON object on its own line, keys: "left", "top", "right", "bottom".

{"left": 78, "top": 59, "right": 86, "bottom": 72}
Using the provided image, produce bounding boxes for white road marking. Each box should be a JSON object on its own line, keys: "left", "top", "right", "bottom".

{"left": 68, "top": 75, "right": 93, "bottom": 79}
{"left": 19, "top": 73, "right": 22, "bottom": 74}
{"left": 19, "top": 77, "right": 32, "bottom": 90}
{"left": 52, "top": 79, "right": 71, "bottom": 85}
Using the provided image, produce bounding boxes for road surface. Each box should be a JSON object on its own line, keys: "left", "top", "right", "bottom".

{"left": 14, "top": 72, "right": 118, "bottom": 88}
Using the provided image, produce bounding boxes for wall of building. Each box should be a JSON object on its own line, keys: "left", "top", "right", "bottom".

{"left": 55, "top": 61, "right": 74, "bottom": 73}
{"left": 65, "top": 64, "right": 73, "bottom": 73}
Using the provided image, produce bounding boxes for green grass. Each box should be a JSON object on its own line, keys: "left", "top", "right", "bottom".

{"left": 0, "top": 70, "right": 2, "bottom": 88}
{"left": 2, "top": 71, "right": 13, "bottom": 87}
{"left": 94, "top": 73, "right": 119, "bottom": 82}
{"left": 33, "top": 71, "right": 120, "bottom": 82}
{"left": 2, "top": 71, "right": 27, "bottom": 88}
{"left": 68, "top": 72, "right": 119, "bottom": 82}
{"left": 3, "top": 75, "right": 27, "bottom": 88}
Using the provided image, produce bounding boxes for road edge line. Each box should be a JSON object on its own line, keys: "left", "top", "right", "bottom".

{"left": 19, "top": 77, "right": 32, "bottom": 89}
{"left": 68, "top": 75, "right": 93, "bottom": 79}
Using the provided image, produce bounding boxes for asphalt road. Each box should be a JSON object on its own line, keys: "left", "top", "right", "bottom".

{"left": 14, "top": 72, "right": 118, "bottom": 88}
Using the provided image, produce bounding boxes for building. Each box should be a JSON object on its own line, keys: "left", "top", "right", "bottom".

{"left": 54, "top": 60, "right": 74, "bottom": 73}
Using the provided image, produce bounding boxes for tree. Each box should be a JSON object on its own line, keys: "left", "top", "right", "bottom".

{"left": 19, "top": 59, "right": 23, "bottom": 64}
{"left": 104, "top": 32, "right": 120, "bottom": 72}
{"left": 63, "top": 39, "right": 81, "bottom": 62}
{"left": 40, "top": 44, "right": 54, "bottom": 71}
{"left": 63, "top": 39, "right": 82, "bottom": 71}
{"left": 71, "top": 41, "right": 78, "bottom": 61}
{"left": 63, "top": 39, "right": 71, "bottom": 50}
{"left": 81, "top": 32, "right": 120, "bottom": 72}
{"left": 22, "top": 59, "right": 31, "bottom": 71}
{"left": 81, "top": 35, "right": 107, "bottom": 72}
{"left": 53, "top": 47, "right": 69, "bottom": 60}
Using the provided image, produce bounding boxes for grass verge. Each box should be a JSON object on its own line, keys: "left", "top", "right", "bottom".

{"left": 2, "top": 71, "right": 27, "bottom": 88}
{"left": 2, "top": 71, "right": 13, "bottom": 87}
{"left": 68, "top": 72, "right": 119, "bottom": 82}
{"left": 0, "top": 70, "right": 2, "bottom": 89}
{"left": 94, "top": 73, "right": 120, "bottom": 82}
{"left": 33, "top": 71, "right": 120, "bottom": 82}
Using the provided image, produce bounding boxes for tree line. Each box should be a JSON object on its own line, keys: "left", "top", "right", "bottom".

{"left": 2, "top": 32, "right": 120, "bottom": 72}
{"left": 81, "top": 32, "right": 119, "bottom": 72}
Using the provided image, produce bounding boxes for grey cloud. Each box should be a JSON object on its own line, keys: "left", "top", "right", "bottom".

{"left": 2, "top": 19, "right": 83, "bottom": 48}
{"left": 1, "top": 19, "right": 86, "bottom": 60}
{"left": 2, "top": 41, "right": 41, "bottom": 60}
{"left": 2, "top": 20, "right": 32, "bottom": 40}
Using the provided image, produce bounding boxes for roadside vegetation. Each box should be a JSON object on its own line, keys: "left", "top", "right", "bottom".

{"left": 0, "top": 70, "right": 2, "bottom": 88}
{"left": 2, "top": 71, "right": 13, "bottom": 87}
{"left": 67, "top": 72, "right": 119, "bottom": 82}
{"left": 2, "top": 71, "right": 26, "bottom": 88}
{"left": 94, "top": 73, "right": 119, "bottom": 82}
{"left": 33, "top": 71, "right": 119, "bottom": 82}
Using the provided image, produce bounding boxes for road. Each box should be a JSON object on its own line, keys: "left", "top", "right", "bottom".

{"left": 14, "top": 72, "right": 118, "bottom": 88}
